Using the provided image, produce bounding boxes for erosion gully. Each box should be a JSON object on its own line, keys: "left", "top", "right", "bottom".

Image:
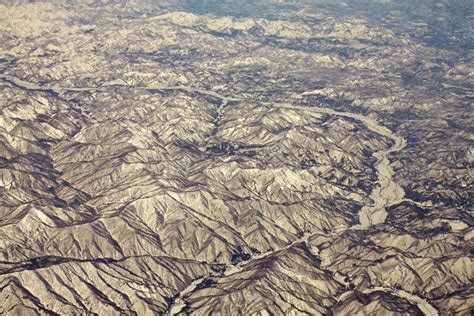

{"left": 0, "top": 75, "right": 436, "bottom": 315}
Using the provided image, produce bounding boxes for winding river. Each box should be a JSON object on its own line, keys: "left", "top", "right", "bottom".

{"left": 1, "top": 74, "right": 436, "bottom": 315}
{"left": 0, "top": 73, "right": 407, "bottom": 229}
{"left": 274, "top": 101, "right": 408, "bottom": 230}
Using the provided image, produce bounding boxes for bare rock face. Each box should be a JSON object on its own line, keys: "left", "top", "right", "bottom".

{"left": 0, "top": 256, "right": 213, "bottom": 315}
{"left": 0, "top": 0, "right": 472, "bottom": 315}
{"left": 333, "top": 291, "right": 424, "bottom": 316}
{"left": 185, "top": 244, "right": 343, "bottom": 315}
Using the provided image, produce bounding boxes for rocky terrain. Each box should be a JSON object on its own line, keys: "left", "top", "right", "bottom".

{"left": 0, "top": 0, "right": 472, "bottom": 315}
